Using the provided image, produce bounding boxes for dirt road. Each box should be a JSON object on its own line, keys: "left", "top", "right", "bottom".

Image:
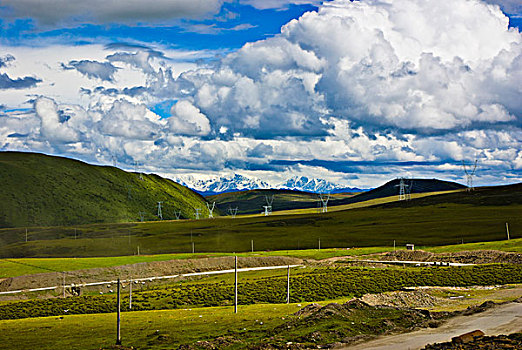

{"left": 340, "top": 302, "right": 522, "bottom": 350}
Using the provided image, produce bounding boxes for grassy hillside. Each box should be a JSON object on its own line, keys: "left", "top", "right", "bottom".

{"left": 0, "top": 183, "right": 519, "bottom": 258}
{"left": 376, "top": 182, "right": 522, "bottom": 208}
{"left": 207, "top": 179, "right": 464, "bottom": 215}
{"left": 0, "top": 152, "right": 212, "bottom": 228}
{"left": 329, "top": 178, "right": 466, "bottom": 206}
{"left": 208, "top": 189, "right": 356, "bottom": 215}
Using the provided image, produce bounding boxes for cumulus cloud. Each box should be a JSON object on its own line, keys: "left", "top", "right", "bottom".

{"left": 97, "top": 99, "right": 164, "bottom": 139}
{"left": 107, "top": 51, "right": 156, "bottom": 74}
{"left": 65, "top": 60, "right": 118, "bottom": 81}
{"left": 172, "top": 0, "right": 522, "bottom": 136}
{"left": 35, "top": 97, "right": 80, "bottom": 143}
{"left": 1, "top": 0, "right": 521, "bottom": 187}
{"left": 168, "top": 100, "right": 211, "bottom": 136}
{"left": 0, "top": 0, "right": 226, "bottom": 25}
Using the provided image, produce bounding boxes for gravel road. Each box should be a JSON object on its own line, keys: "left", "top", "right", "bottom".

{"left": 340, "top": 302, "right": 522, "bottom": 350}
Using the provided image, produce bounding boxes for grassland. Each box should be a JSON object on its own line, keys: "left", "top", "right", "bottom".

{"left": 1, "top": 198, "right": 519, "bottom": 258}
{"left": 0, "top": 151, "right": 211, "bottom": 228}
{"left": 2, "top": 264, "right": 521, "bottom": 320}
{"left": 2, "top": 238, "right": 522, "bottom": 278}
{"left": 0, "top": 302, "right": 303, "bottom": 350}
{"left": 271, "top": 190, "right": 462, "bottom": 215}
{"left": 0, "top": 247, "right": 391, "bottom": 278}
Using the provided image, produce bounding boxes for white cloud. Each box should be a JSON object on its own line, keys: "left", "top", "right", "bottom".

{"left": 172, "top": 0, "right": 521, "bottom": 136}
{"left": 169, "top": 100, "right": 211, "bottom": 136}
{"left": 35, "top": 97, "right": 80, "bottom": 143}
{"left": 66, "top": 60, "right": 118, "bottom": 81}
{"left": 1, "top": 0, "right": 521, "bottom": 188}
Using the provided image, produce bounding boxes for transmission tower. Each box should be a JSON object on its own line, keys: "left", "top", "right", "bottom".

{"left": 228, "top": 207, "right": 239, "bottom": 218}
{"left": 395, "top": 178, "right": 411, "bottom": 201}
{"left": 174, "top": 210, "right": 182, "bottom": 220}
{"left": 319, "top": 193, "right": 330, "bottom": 213}
{"left": 195, "top": 208, "right": 201, "bottom": 220}
{"left": 462, "top": 160, "right": 478, "bottom": 191}
{"left": 206, "top": 202, "right": 216, "bottom": 219}
{"left": 157, "top": 202, "right": 163, "bottom": 220}
{"left": 263, "top": 195, "right": 274, "bottom": 216}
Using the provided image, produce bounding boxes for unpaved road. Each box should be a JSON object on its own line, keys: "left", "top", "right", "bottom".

{"left": 341, "top": 302, "right": 522, "bottom": 350}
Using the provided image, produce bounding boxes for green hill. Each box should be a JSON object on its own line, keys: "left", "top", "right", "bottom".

{"left": 0, "top": 182, "right": 519, "bottom": 258}
{"left": 0, "top": 152, "right": 212, "bottom": 228}
{"left": 376, "top": 182, "right": 522, "bottom": 208}
{"left": 208, "top": 178, "right": 464, "bottom": 215}
{"left": 208, "top": 189, "right": 356, "bottom": 215}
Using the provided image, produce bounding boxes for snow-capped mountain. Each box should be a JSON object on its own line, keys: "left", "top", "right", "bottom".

{"left": 176, "top": 174, "right": 363, "bottom": 196}
{"left": 278, "top": 176, "right": 359, "bottom": 193}
{"left": 175, "top": 174, "right": 270, "bottom": 196}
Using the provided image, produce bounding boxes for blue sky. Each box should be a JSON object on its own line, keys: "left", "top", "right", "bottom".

{"left": 0, "top": 0, "right": 521, "bottom": 188}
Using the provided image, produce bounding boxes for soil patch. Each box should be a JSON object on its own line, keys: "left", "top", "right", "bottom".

{"left": 372, "top": 250, "right": 522, "bottom": 264}
{"left": 361, "top": 290, "right": 446, "bottom": 309}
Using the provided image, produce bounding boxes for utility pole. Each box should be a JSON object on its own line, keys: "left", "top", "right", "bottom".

{"left": 393, "top": 240, "right": 396, "bottom": 251}
{"left": 74, "top": 228, "right": 77, "bottom": 239}
{"left": 506, "top": 222, "right": 510, "bottom": 240}
{"left": 192, "top": 242, "right": 195, "bottom": 254}
{"left": 137, "top": 246, "right": 140, "bottom": 256}
{"left": 63, "top": 272, "right": 66, "bottom": 298}
{"left": 25, "top": 228, "right": 28, "bottom": 243}
{"left": 129, "top": 278, "right": 132, "bottom": 310}
{"left": 251, "top": 240, "right": 254, "bottom": 253}
{"left": 234, "top": 256, "right": 238, "bottom": 314}
{"left": 287, "top": 265, "right": 290, "bottom": 304}
{"left": 318, "top": 238, "right": 321, "bottom": 250}
{"left": 116, "top": 278, "right": 121, "bottom": 345}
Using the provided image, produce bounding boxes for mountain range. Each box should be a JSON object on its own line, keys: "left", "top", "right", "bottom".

{"left": 174, "top": 174, "right": 364, "bottom": 196}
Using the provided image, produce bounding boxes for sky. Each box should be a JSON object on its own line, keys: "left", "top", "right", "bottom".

{"left": 0, "top": 0, "right": 521, "bottom": 188}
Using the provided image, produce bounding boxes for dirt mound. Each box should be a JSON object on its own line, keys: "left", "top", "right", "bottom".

{"left": 378, "top": 250, "right": 522, "bottom": 264}
{"left": 293, "top": 303, "right": 322, "bottom": 317}
{"left": 361, "top": 290, "right": 446, "bottom": 308}
{"left": 423, "top": 332, "right": 522, "bottom": 349}
{"left": 0, "top": 256, "right": 302, "bottom": 294}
